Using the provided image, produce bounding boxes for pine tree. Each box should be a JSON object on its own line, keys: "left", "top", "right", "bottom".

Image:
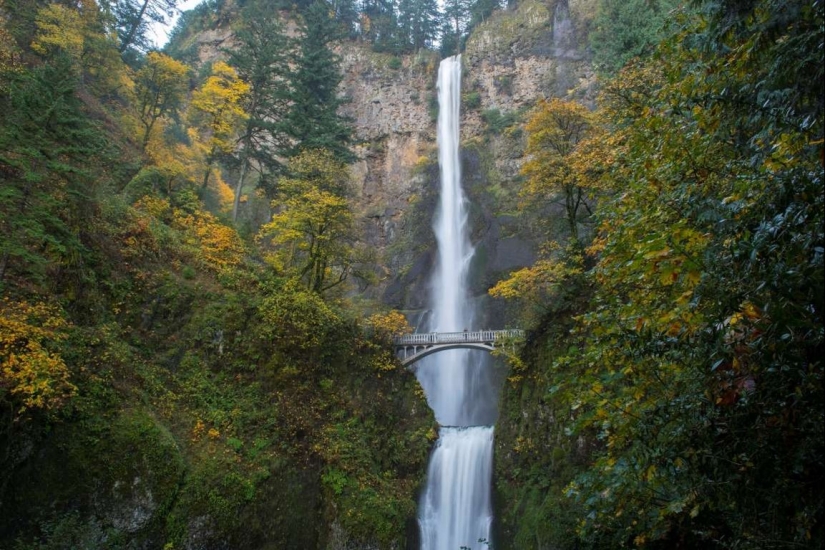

{"left": 227, "top": 2, "right": 292, "bottom": 219}
{"left": 112, "top": 0, "right": 179, "bottom": 59}
{"left": 397, "top": 0, "right": 440, "bottom": 51}
{"left": 361, "top": 0, "right": 402, "bottom": 52}
{"left": 467, "top": 0, "right": 499, "bottom": 31}
{"left": 0, "top": 55, "right": 105, "bottom": 286}
{"left": 440, "top": 0, "right": 470, "bottom": 56}
{"left": 281, "top": 1, "right": 354, "bottom": 164}
{"left": 331, "top": 0, "right": 359, "bottom": 37}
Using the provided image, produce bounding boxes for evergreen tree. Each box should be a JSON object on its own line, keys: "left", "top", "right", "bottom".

{"left": 227, "top": 2, "right": 292, "bottom": 218}
{"left": 397, "top": 0, "right": 440, "bottom": 51}
{"left": 589, "top": 0, "right": 678, "bottom": 74}
{"left": 111, "top": 0, "right": 179, "bottom": 60}
{"left": 467, "top": 0, "right": 499, "bottom": 31}
{"left": 331, "top": 0, "right": 360, "bottom": 37}
{"left": 440, "top": 0, "right": 470, "bottom": 56}
{"left": 0, "top": 55, "right": 105, "bottom": 287}
{"left": 282, "top": 1, "right": 354, "bottom": 164}
{"left": 361, "top": 0, "right": 402, "bottom": 52}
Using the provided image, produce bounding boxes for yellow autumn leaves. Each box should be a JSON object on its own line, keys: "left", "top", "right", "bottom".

{"left": 0, "top": 299, "right": 75, "bottom": 420}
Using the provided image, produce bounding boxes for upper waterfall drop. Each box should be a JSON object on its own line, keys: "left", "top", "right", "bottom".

{"left": 416, "top": 54, "right": 495, "bottom": 550}
{"left": 432, "top": 55, "right": 474, "bottom": 337}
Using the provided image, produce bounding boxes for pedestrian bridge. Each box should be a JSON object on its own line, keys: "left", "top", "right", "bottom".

{"left": 393, "top": 329, "right": 525, "bottom": 368}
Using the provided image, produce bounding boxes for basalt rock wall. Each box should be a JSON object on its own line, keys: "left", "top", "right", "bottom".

{"left": 339, "top": 0, "right": 595, "bottom": 326}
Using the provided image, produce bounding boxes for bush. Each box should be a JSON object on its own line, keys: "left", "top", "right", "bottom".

{"left": 481, "top": 108, "right": 517, "bottom": 135}
{"left": 463, "top": 91, "right": 482, "bottom": 110}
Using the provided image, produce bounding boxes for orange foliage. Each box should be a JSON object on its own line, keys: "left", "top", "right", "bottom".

{"left": 365, "top": 311, "right": 412, "bottom": 341}
{"left": 172, "top": 209, "right": 245, "bottom": 270}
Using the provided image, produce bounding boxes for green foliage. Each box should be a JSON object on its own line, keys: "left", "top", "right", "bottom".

{"left": 481, "top": 107, "right": 517, "bottom": 135}
{"left": 113, "top": 0, "right": 178, "bottom": 60}
{"left": 462, "top": 90, "right": 481, "bottom": 110}
{"left": 589, "top": 0, "right": 679, "bottom": 74}
{"left": 495, "top": 1, "right": 824, "bottom": 548}
{"left": 226, "top": 1, "right": 292, "bottom": 218}
{"left": 397, "top": 0, "right": 441, "bottom": 51}
{"left": 0, "top": 54, "right": 108, "bottom": 289}
{"left": 0, "top": 6, "right": 432, "bottom": 548}
{"left": 281, "top": 1, "right": 355, "bottom": 164}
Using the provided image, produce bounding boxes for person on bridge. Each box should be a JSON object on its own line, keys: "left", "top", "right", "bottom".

{"left": 463, "top": 328, "right": 468, "bottom": 341}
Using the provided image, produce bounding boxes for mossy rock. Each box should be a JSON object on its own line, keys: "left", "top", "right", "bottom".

{"left": 1, "top": 409, "right": 185, "bottom": 547}
{"left": 465, "top": 0, "right": 553, "bottom": 63}
{"left": 165, "top": 454, "right": 322, "bottom": 550}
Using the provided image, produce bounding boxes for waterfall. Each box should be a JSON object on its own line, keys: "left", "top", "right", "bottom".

{"left": 416, "top": 55, "right": 495, "bottom": 550}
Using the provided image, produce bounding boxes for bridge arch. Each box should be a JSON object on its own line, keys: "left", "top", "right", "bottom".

{"left": 397, "top": 343, "right": 495, "bottom": 367}
{"left": 393, "top": 329, "right": 524, "bottom": 369}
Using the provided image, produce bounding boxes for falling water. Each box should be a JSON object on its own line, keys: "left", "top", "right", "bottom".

{"left": 416, "top": 55, "right": 495, "bottom": 550}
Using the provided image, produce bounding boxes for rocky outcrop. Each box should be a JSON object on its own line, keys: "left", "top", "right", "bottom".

{"left": 170, "top": 1, "right": 595, "bottom": 316}
{"left": 340, "top": 1, "right": 594, "bottom": 315}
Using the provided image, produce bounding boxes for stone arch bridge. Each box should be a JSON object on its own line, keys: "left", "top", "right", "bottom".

{"left": 393, "top": 329, "right": 524, "bottom": 368}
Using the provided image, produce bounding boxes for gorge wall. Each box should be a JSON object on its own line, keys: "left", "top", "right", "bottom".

{"left": 175, "top": 0, "right": 595, "bottom": 322}
{"left": 337, "top": 0, "right": 596, "bottom": 323}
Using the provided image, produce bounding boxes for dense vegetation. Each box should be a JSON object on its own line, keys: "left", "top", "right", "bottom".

{"left": 0, "top": 0, "right": 433, "bottom": 548}
{"left": 1, "top": 0, "right": 822, "bottom": 548}
{"left": 492, "top": 0, "right": 824, "bottom": 548}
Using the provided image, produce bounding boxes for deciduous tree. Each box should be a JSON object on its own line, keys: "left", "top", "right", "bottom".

{"left": 188, "top": 61, "right": 249, "bottom": 191}
{"left": 521, "top": 98, "right": 601, "bottom": 244}
{"left": 0, "top": 299, "right": 75, "bottom": 421}
{"left": 258, "top": 150, "right": 356, "bottom": 294}
{"left": 133, "top": 51, "right": 190, "bottom": 149}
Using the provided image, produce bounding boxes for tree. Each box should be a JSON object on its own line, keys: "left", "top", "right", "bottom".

{"left": 467, "top": 0, "right": 499, "bottom": 32}
{"left": 397, "top": 0, "right": 440, "bottom": 51}
{"left": 360, "top": 0, "right": 401, "bottom": 52}
{"left": 188, "top": 61, "right": 249, "bottom": 191}
{"left": 112, "top": 0, "right": 178, "bottom": 58}
{"left": 589, "top": 0, "right": 678, "bottom": 74}
{"left": 331, "top": 0, "right": 360, "bottom": 37}
{"left": 0, "top": 55, "right": 105, "bottom": 287}
{"left": 258, "top": 150, "right": 356, "bottom": 294}
{"left": 226, "top": 3, "right": 291, "bottom": 220}
{"left": 488, "top": 242, "right": 584, "bottom": 324}
{"left": 440, "top": 0, "right": 470, "bottom": 55}
{"left": 0, "top": 299, "right": 75, "bottom": 422}
{"left": 520, "top": 98, "right": 601, "bottom": 244}
{"left": 133, "top": 52, "right": 190, "bottom": 149}
{"left": 30, "top": 0, "right": 126, "bottom": 93}
{"left": 281, "top": 1, "right": 354, "bottom": 164}
{"left": 556, "top": 1, "right": 824, "bottom": 544}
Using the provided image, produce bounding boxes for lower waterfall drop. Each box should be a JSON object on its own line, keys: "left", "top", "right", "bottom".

{"left": 416, "top": 55, "right": 495, "bottom": 550}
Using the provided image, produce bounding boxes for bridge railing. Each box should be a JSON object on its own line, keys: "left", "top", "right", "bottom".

{"left": 394, "top": 329, "right": 524, "bottom": 346}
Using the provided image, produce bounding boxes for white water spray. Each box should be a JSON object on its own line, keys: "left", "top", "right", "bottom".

{"left": 416, "top": 55, "right": 494, "bottom": 550}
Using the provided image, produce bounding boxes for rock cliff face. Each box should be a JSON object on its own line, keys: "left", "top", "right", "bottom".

{"left": 338, "top": 0, "right": 595, "bottom": 321}
{"left": 173, "top": 0, "right": 594, "bottom": 317}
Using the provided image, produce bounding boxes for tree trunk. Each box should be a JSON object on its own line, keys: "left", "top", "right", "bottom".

{"left": 232, "top": 155, "right": 248, "bottom": 222}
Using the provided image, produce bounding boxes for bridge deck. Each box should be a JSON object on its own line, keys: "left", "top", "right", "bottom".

{"left": 393, "top": 330, "right": 524, "bottom": 367}
{"left": 394, "top": 329, "right": 524, "bottom": 346}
